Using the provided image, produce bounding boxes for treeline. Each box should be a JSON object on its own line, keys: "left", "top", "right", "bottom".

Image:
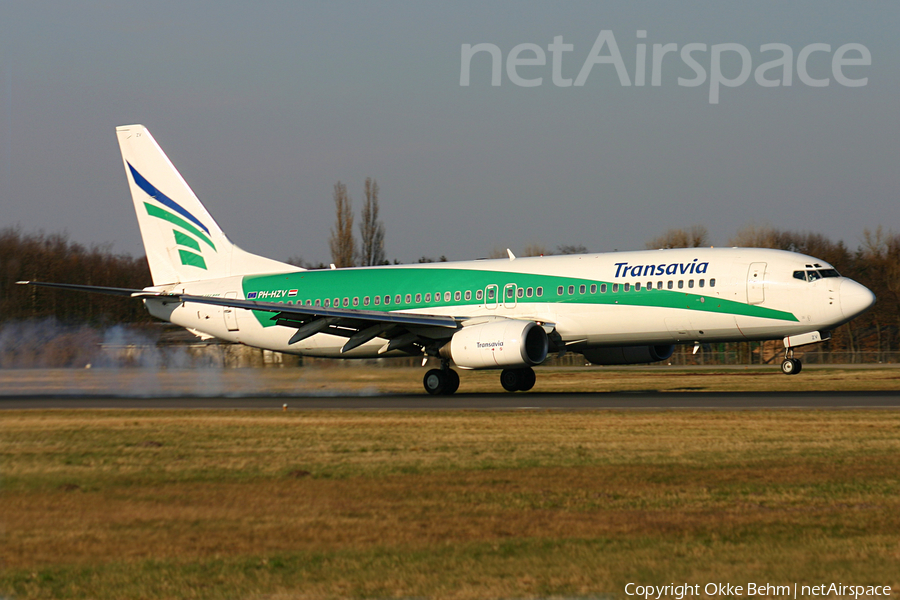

{"left": 0, "top": 228, "right": 152, "bottom": 324}
{"left": 2, "top": 223, "right": 898, "bottom": 360}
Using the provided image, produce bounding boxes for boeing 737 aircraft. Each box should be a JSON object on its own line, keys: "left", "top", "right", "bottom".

{"left": 20, "top": 125, "right": 876, "bottom": 394}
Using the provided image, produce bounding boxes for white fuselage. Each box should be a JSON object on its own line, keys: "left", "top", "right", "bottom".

{"left": 145, "top": 247, "right": 873, "bottom": 359}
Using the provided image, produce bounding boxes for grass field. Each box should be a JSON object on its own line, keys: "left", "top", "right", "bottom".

{"left": 3, "top": 408, "right": 900, "bottom": 599}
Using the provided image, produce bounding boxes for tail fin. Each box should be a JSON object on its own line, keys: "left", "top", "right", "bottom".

{"left": 116, "top": 124, "right": 302, "bottom": 286}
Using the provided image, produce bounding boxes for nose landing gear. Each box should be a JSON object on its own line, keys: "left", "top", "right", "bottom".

{"left": 781, "top": 348, "right": 802, "bottom": 375}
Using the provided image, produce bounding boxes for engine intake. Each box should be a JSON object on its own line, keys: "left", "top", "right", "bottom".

{"left": 441, "top": 320, "right": 548, "bottom": 369}
{"left": 582, "top": 345, "right": 675, "bottom": 366}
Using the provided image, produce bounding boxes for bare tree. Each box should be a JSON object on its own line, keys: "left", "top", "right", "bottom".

{"left": 646, "top": 225, "right": 709, "bottom": 249}
{"left": 522, "top": 242, "right": 548, "bottom": 257}
{"left": 329, "top": 182, "right": 356, "bottom": 268}
{"left": 556, "top": 244, "right": 588, "bottom": 255}
{"left": 358, "top": 177, "right": 385, "bottom": 266}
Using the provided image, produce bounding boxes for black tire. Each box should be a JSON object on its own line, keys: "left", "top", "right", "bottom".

{"left": 781, "top": 358, "right": 801, "bottom": 375}
{"left": 444, "top": 369, "right": 460, "bottom": 395}
{"left": 518, "top": 367, "right": 536, "bottom": 391}
{"left": 500, "top": 368, "right": 520, "bottom": 392}
{"left": 423, "top": 369, "right": 447, "bottom": 395}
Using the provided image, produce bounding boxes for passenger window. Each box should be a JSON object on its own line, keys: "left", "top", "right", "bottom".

{"left": 536, "top": 287, "right": 543, "bottom": 297}
{"left": 612, "top": 283, "right": 619, "bottom": 292}
{"left": 624, "top": 283, "right": 630, "bottom": 292}
{"left": 445, "top": 291, "right": 452, "bottom": 302}
{"left": 579, "top": 284, "right": 586, "bottom": 294}
{"left": 688, "top": 280, "right": 694, "bottom": 289}
{"left": 405, "top": 294, "right": 412, "bottom": 304}
{"left": 476, "top": 289, "right": 484, "bottom": 301}
{"left": 590, "top": 284, "right": 597, "bottom": 294}
{"left": 487, "top": 288, "right": 495, "bottom": 300}
{"left": 646, "top": 282, "right": 652, "bottom": 290}
{"left": 334, "top": 297, "right": 340, "bottom": 307}
{"left": 517, "top": 288, "right": 524, "bottom": 298}
{"left": 424, "top": 293, "right": 431, "bottom": 302}
{"left": 415, "top": 293, "right": 422, "bottom": 303}
{"left": 635, "top": 282, "right": 641, "bottom": 291}
{"left": 677, "top": 281, "right": 684, "bottom": 289}
{"left": 557, "top": 286, "right": 564, "bottom": 295}
{"left": 384, "top": 295, "right": 391, "bottom": 305}
{"left": 395, "top": 294, "right": 402, "bottom": 304}
{"left": 526, "top": 287, "right": 534, "bottom": 297}
{"left": 306, "top": 300, "right": 312, "bottom": 306}
{"left": 353, "top": 297, "right": 359, "bottom": 306}
{"left": 657, "top": 281, "right": 663, "bottom": 290}
{"left": 454, "top": 291, "right": 461, "bottom": 301}
{"left": 600, "top": 283, "right": 607, "bottom": 293}
{"left": 699, "top": 280, "right": 704, "bottom": 288}
{"left": 667, "top": 281, "right": 673, "bottom": 290}
{"left": 374, "top": 296, "right": 380, "bottom": 305}
{"left": 568, "top": 285, "right": 575, "bottom": 295}
{"left": 710, "top": 279, "right": 716, "bottom": 288}
{"left": 343, "top": 298, "right": 350, "bottom": 307}
{"left": 315, "top": 299, "right": 321, "bottom": 307}
{"left": 324, "top": 299, "right": 330, "bottom": 307}
{"left": 465, "top": 290, "right": 472, "bottom": 301}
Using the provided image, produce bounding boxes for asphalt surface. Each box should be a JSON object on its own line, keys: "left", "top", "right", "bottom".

{"left": 2, "top": 391, "right": 900, "bottom": 410}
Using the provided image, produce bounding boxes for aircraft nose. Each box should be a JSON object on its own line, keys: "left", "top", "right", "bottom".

{"left": 839, "top": 279, "right": 876, "bottom": 319}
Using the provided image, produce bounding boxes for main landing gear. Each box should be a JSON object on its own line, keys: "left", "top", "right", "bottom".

{"left": 423, "top": 366, "right": 460, "bottom": 395}
{"left": 422, "top": 364, "right": 538, "bottom": 394}
{"left": 500, "top": 367, "right": 536, "bottom": 392}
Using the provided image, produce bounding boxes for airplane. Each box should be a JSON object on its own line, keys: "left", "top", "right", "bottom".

{"left": 20, "top": 124, "right": 876, "bottom": 394}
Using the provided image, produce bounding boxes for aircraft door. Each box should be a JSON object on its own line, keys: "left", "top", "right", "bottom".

{"left": 485, "top": 284, "right": 499, "bottom": 310}
{"left": 503, "top": 284, "right": 517, "bottom": 309}
{"left": 224, "top": 291, "right": 239, "bottom": 331}
{"left": 747, "top": 262, "right": 766, "bottom": 305}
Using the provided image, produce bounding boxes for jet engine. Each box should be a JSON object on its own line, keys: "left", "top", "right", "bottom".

{"left": 582, "top": 345, "right": 675, "bottom": 365}
{"left": 440, "top": 320, "right": 549, "bottom": 369}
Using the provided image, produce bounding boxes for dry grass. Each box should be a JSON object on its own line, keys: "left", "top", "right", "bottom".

{"left": 3, "top": 410, "right": 900, "bottom": 598}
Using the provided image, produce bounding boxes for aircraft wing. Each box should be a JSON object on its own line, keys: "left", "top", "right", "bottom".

{"left": 18, "top": 280, "right": 461, "bottom": 354}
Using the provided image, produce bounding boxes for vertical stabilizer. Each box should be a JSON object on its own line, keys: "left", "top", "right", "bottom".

{"left": 116, "top": 124, "right": 302, "bottom": 285}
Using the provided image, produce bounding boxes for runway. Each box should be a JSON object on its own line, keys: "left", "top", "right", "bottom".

{"left": 2, "top": 390, "right": 900, "bottom": 410}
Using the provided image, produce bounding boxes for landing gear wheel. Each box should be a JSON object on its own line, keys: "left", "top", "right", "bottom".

{"left": 500, "top": 369, "right": 520, "bottom": 392}
{"left": 518, "top": 367, "right": 536, "bottom": 391}
{"left": 444, "top": 369, "right": 460, "bottom": 394}
{"left": 781, "top": 358, "right": 802, "bottom": 375}
{"left": 423, "top": 368, "right": 460, "bottom": 395}
{"left": 500, "top": 367, "right": 536, "bottom": 392}
{"left": 423, "top": 369, "right": 447, "bottom": 395}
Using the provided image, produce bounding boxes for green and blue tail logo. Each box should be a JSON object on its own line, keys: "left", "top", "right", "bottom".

{"left": 128, "top": 163, "right": 216, "bottom": 270}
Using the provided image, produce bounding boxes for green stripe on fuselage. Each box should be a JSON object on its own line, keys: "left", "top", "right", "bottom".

{"left": 241, "top": 267, "right": 798, "bottom": 326}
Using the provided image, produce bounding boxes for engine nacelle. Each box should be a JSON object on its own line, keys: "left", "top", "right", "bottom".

{"left": 582, "top": 345, "right": 675, "bottom": 366}
{"left": 441, "top": 320, "right": 549, "bottom": 369}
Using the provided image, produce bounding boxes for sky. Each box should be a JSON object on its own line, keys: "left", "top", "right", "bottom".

{"left": 1, "top": 1, "right": 897, "bottom": 265}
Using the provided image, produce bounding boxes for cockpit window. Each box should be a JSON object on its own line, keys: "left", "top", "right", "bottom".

{"left": 794, "top": 268, "right": 841, "bottom": 283}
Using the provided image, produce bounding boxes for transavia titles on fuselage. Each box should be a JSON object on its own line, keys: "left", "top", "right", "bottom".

{"left": 19, "top": 125, "right": 875, "bottom": 394}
